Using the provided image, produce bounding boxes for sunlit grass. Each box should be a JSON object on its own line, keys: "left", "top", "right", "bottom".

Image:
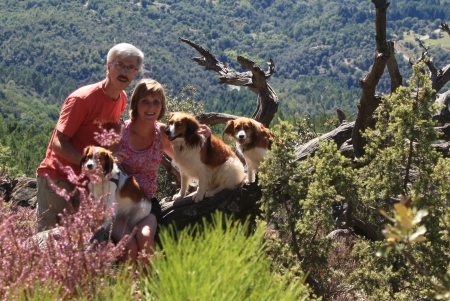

{"left": 402, "top": 30, "right": 450, "bottom": 47}
{"left": 141, "top": 212, "right": 312, "bottom": 301}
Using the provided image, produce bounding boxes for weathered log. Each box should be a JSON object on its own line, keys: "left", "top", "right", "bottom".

{"left": 295, "top": 121, "right": 354, "bottom": 161}
{"left": 295, "top": 121, "right": 450, "bottom": 162}
{"left": 434, "top": 91, "right": 450, "bottom": 124}
{"left": 432, "top": 141, "right": 450, "bottom": 158}
{"left": 159, "top": 181, "right": 262, "bottom": 230}
{"left": 195, "top": 112, "right": 241, "bottom": 125}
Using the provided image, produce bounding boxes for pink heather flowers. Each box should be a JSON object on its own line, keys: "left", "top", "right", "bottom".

{"left": 0, "top": 127, "right": 135, "bottom": 300}
{"left": 94, "top": 125, "right": 123, "bottom": 147}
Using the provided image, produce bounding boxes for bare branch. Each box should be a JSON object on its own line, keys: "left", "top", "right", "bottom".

{"left": 386, "top": 40, "right": 402, "bottom": 93}
{"left": 179, "top": 37, "right": 279, "bottom": 127}
{"left": 352, "top": 0, "right": 390, "bottom": 158}
{"left": 432, "top": 64, "right": 450, "bottom": 93}
{"left": 440, "top": 23, "right": 450, "bottom": 37}
{"left": 336, "top": 108, "right": 347, "bottom": 124}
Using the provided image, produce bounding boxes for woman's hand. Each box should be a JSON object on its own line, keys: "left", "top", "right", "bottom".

{"left": 113, "top": 151, "right": 128, "bottom": 164}
{"left": 198, "top": 124, "right": 212, "bottom": 138}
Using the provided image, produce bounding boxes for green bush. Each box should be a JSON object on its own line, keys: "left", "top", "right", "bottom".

{"left": 141, "top": 212, "right": 313, "bottom": 301}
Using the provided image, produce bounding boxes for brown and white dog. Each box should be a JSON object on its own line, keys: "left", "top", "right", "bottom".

{"left": 80, "top": 146, "right": 151, "bottom": 230}
{"left": 223, "top": 117, "right": 274, "bottom": 183}
{"left": 165, "top": 112, "right": 246, "bottom": 202}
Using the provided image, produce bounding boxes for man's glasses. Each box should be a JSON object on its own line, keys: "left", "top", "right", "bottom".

{"left": 112, "top": 62, "right": 139, "bottom": 73}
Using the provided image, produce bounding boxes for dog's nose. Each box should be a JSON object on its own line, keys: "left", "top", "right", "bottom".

{"left": 238, "top": 134, "right": 245, "bottom": 139}
{"left": 87, "top": 163, "right": 94, "bottom": 170}
{"left": 164, "top": 128, "right": 170, "bottom": 136}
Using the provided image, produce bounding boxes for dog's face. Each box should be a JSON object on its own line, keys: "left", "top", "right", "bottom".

{"left": 80, "top": 146, "right": 114, "bottom": 177}
{"left": 223, "top": 117, "right": 258, "bottom": 145}
{"left": 165, "top": 112, "right": 200, "bottom": 142}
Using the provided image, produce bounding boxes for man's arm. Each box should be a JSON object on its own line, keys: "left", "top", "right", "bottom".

{"left": 52, "top": 130, "right": 83, "bottom": 165}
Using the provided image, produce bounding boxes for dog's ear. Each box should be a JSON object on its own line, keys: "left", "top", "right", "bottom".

{"left": 80, "top": 146, "right": 91, "bottom": 168}
{"left": 250, "top": 120, "right": 260, "bottom": 144}
{"left": 185, "top": 117, "right": 199, "bottom": 138}
{"left": 260, "top": 125, "right": 276, "bottom": 150}
{"left": 103, "top": 151, "right": 114, "bottom": 176}
{"left": 223, "top": 120, "right": 235, "bottom": 140}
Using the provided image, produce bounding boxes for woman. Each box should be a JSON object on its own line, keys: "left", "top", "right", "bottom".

{"left": 112, "top": 78, "right": 173, "bottom": 266}
{"left": 112, "top": 78, "right": 208, "bottom": 266}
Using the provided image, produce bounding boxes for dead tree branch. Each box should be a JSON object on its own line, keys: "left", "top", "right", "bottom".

{"left": 179, "top": 37, "right": 278, "bottom": 127}
{"left": 352, "top": 0, "right": 394, "bottom": 158}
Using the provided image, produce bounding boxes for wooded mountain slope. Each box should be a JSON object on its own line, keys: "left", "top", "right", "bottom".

{"left": 1, "top": 0, "right": 450, "bottom": 125}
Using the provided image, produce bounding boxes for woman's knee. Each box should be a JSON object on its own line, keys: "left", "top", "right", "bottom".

{"left": 136, "top": 214, "right": 157, "bottom": 250}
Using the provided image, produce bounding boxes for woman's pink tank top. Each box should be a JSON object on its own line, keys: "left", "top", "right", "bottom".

{"left": 117, "top": 120, "right": 163, "bottom": 198}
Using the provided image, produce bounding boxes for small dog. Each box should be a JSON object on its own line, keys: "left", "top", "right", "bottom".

{"left": 165, "top": 112, "right": 246, "bottom": 202}
{"left": 223, "top": 117, "right": 274, "bottom": 183}
{"left": 80, "top": 146, "right": 151, "bottom": 230}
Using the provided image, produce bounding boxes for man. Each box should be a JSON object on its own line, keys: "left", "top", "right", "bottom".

{"left": 35, "top": 43, "right": 144, "bottom": 232}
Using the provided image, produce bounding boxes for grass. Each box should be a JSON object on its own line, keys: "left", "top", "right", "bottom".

{"left": 400, "top": 30, "right": 450, "bottom": 53}
{"left": 141, "top": 212, "right": 313, "bottom": 301}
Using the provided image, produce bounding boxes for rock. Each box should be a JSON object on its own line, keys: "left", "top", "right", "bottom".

{"left": 10, "top": 177, "right": 37, "bottom": 208}
{"left": 26, "top": 227, "right": 62, "bottom": 250}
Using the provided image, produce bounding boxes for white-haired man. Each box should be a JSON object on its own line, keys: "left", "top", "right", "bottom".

{"left": 35, "top": 43, "right": 144, "bottom": 232}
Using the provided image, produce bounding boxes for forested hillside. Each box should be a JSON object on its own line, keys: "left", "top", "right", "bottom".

{"left": 1, "top": 0, "right": 450, "bottom": 175}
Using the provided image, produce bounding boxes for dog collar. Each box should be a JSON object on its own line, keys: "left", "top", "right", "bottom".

{"left": 110, "top": 177, "right": 119, "bottom": 186}
{"left": 110, "top": 171, "right": 120, "bottom": 186}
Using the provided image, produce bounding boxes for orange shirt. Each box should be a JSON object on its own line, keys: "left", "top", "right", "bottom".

{"left": 36, "top": 81, "right": 127, "bottom": 181}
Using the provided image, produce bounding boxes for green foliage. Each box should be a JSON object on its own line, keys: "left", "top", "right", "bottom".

{"left": 3, "top": 0, "right": 449, "bottom": 126}
{"left": 3, "top": 0, "right": 450, "bottom": 299}
{"left": 0, "top": 142, "right": 21, "bottom": 175}
{"left": 141, "top": 212, "right": 313, "bottom": 301}
{"left": 348, "top": 60, "right": 450, "bottom": 299}
{"left": 360, "top": 60, "right": 441, "bottom": 219}
{"left": 76, "top": 267, "right": 139, "bottom": 301}
{"left": 259, "top": 119, "right": 357, "bottom": 296}
{"left": 0, "top": 117, "right": 54, "bottom": 176}
{"left": 164, "top": 85, "right": 205, "bottom": 122}
{"left": 202, "top": 86, "right": 256, "bottom": 117}
{"left": 377, "top": 196, "right": 428, "bottom": 257}
{"left": 14, "top": 282, "right": 63, "bottom": 301}
{"left": 257, "top": 59, "right": 450, "bottom": 299}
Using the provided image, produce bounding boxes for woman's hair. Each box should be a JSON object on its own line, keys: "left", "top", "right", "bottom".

{"left": 129, "top": 79, "right": 167, "bottom": 121}
{"left": 106, "top": 43, "right": 144, "bottom": 70}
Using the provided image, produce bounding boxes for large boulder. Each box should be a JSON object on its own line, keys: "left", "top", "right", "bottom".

{"left": 1, "top": 175, "right": 37, "bottom": 207}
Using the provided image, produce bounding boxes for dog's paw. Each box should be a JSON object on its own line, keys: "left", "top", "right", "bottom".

{"left": 172, "top": 193, "right": 183, "bottom": 201}
{"left": 192, "top": 193, "right": 204, "bottom": 203}
{"left": 205, "top": 190, "right": 216, "bottom": 198}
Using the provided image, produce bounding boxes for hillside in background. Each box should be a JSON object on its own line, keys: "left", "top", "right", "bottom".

{"left": 2, "top": 0, "right": 450, "bottom": 125}
{"left": 2, "top": 0, "right": 450, "bottom": 176}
